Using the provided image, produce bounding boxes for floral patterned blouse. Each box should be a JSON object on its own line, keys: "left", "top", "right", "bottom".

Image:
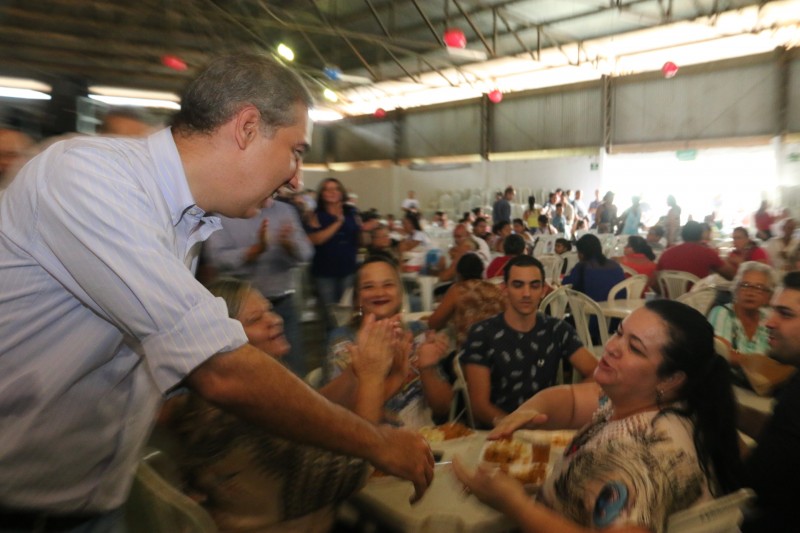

{"left": 540, "top": 397, "right": 714, "bottom": 532}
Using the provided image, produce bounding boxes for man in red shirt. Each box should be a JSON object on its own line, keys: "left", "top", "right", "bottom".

{"left": 657, "top": 221, "right": 735, "bottom": 281}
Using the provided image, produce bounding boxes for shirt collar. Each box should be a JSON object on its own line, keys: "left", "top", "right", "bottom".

{"left": 147, "top": 127, "right": 210, "bottom": 227}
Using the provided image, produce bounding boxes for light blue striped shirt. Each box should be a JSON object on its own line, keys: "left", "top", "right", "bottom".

{"left": 0, "top": 128, "right": 248, "bottom": 512}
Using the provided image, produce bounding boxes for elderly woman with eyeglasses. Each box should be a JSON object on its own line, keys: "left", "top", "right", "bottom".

{"left": 707, "top": 261, "right": 794, "bottom": 393}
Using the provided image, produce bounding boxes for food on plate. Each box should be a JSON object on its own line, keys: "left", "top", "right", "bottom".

{"left": 508, "top": 462, "right": 548, "bottom": 486}
{"left": 419, "top": 422, "right": 474, "bottom": 443}
{"left": 481, "top": 438, "right": 532, "bottom": 465}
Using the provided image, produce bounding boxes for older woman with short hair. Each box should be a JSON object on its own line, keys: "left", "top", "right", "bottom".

{"left": 707, "top": 261, "right": 794, "bottom": 392}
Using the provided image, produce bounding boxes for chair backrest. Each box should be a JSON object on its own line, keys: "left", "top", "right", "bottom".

{"left": 619, "top": 263, "right": 639, "bottom": 278}
{"left": 536, "top": 254, "right": 560, "bottom": 284}
{"left": 607, "top": 274, "right": 648, "bottom": 301}
{"left": 539, "top": 285, "right": 570, "bottom": 319}
{"left": 561, "top": 252, "right": 579, "bottom": 276}
{"left": 125, "top": 453, "right": 217, "bottom": 533}
{"left": 658, "top": 270, "right": 700, "bottom": 299}
{"left": 450, "top": 352, "right": 475, "bottom": 428}
{"left": 676, "top": 287, "right": 717, "bottom": 316}
{"left": 666, "top": 488, "right": 755, "bottom": 533}
{"left": 564, "top": 289, "right": 608, "bottom": 358}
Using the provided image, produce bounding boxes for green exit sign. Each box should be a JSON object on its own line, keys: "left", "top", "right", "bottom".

{"left": 676, "top": 149, "right": 697, "bottom": 161}
{"left": 789, "top": 152, "right": 800, "bottom": 162}
{"left": 590, "top": 162, "right": 599, "bottom": 171}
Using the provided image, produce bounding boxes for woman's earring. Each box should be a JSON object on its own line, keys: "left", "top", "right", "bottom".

{"left": 655, "top": 388, "right": 664, "bottom": 403}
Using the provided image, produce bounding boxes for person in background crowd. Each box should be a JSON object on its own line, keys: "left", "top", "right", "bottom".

{"left": 765, "top": 217, "right": 799, "bottom": 272}
{"left": 427, "top": 253, "right": 505, "bottom": 348}
{"left": 615, "top": 235, "right": 657, "bottom": 288}
{"left": 619, "top": 195, "right": 643, "bottom": 235}
{"left": 512, "top": 217, "right": 535, "bottom": 251}
{"left": 739, "top": 271, "right": 800, "bottom": 531}
{"left": 563, "top": 233, "right": 625, "bottom": 304}
{"left": 572, "top": 189, "right": 587, "bottom": 224}
{"left": 204, "top": 196, "right": 314, "bottom": 376}
{"left": 462, "top": 255, "right": 598, "bottom": 428}
{"left": 646, "top": 225, "right": 667, "bottom": 252}
{"left": 456, "top": 300, "right": 744, "bottom": 533}
{"left": 665, "top": 195, "right": 682, "bottom": 247}
{"left": 401, "top": 190, "right": 419, "bottom": 214}
{"left": 588, "top": 189, "right": 602, "bottom": 226}
{"left": 553, "top": 237, "right": 573, "bottom": 277}
{"left": 532, "top": 214, "right": 557, "bottom": 235}
{"left": 541, "top": 192, "right": 558, "bottom": 218}
{"left": 593, "top": 191, "right": 618, "bottom": 234}
{"left": 562, "top": 190, "right": 576, "bottom": 237}
{"left": 472, "top": 216, "right": 490, "bottom": 242}
{"left": 0, "top": 54, "right": 433, "bottom": 530}
{"left": 753, "top": 200, "right": 779, "bottom": 241}
{"left": 523, "top": 195, "right": 539, "bottom": 229}
{"left": 305, "top": 177, "right": 362, "bottom": 324}
{"left": 0, "top": 126, "right": 33, "bottom": 189}
{"left": 367, "top": 224, "right": 398, "bottom": 262}
{"left": 487, "top": 233, "right": 526, "bottom": 279}
{"left": 397, "top": 211, "right": 430, "bottom": 254}
{"left": 492, "top": 186, "right": 515, "bottom": 224}
{"left": 551, "top": 203, "right": 567, "bottom": 234}
{"left": 725, "top": 226, "right": 770, "bottom": 274}
{"left": 436, "top": 223, "right": 491, "bottom": 284}
{"left": 98, "top": 107, "right": 154, "bottom": 137}
{"left": 657, "top": 221, "right": 735, "bottom": 282}
{"left": 488, "top": 220, "right": 512, "bottom": 253}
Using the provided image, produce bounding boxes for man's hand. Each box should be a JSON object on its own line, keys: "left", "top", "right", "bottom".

{"left": 371, "top": 425, "right": 435, "bottom": 503}
{"left": 277, "top": 222, "right": 295, "bottom": 253}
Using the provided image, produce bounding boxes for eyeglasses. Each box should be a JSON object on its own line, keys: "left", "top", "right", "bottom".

{"left": 737, "top": 282, "right": 772, "bottom": 293}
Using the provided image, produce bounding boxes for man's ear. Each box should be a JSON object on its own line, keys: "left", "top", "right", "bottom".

{"left": 234, "top": 106, "right": 261, "bottom": 150}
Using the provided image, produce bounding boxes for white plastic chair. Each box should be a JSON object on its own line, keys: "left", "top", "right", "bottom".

{"left": 666, "top": 488, "right": 755, "bottom": 533}
{"left": 657, "top": 270, "right": 700, "bottom": 299}
{"left": 561, "top": 252, "right": 579, "bottom": 276}
{"left": 565, "top": 288, "right": 609, "bottom": 359}
{"left": 126, "top": 451, "right": 217, "bottom": 533}
{"left": 607, "top": 274, "right": 648, "bottom": 301}
{"left": 450, "top": 352, "right": 476, "bottom": 428}
{"left": 539, "top": 285, "right": 571, "bottom": 319}
{"left": 619, "top": 263, "right": 639, "bottom": 278}
{"left": 536, "top": 254, "right": 561, "bottom": 284}
{"left": 304, "top": 367, "right": 324, "bottom": 388}
{"left": 677, "top": 287, "right": 717, "bottom": 316}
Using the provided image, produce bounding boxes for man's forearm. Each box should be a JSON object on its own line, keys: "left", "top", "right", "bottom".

{"left": 187, "top": 343, "right": 384, "bottom": 461}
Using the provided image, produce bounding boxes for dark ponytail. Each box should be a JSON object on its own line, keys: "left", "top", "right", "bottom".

{"left": 647, "top": 300, "right": 743, "bottom": 495}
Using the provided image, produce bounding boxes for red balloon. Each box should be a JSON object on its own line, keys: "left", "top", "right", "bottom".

{"left": 161, "top": 54, "right": 188, "bottom": 71}
{"left": 443, "top": 28, "right": 467, "bottom": 49}
{"left": 488, "top": 89, "right": 503, "bottom": 104}
{"left": 374, "top": 108, "right": 387, "bottom": 119}
{"left": 661, "top": 61, "right": 679, "bottom": 78}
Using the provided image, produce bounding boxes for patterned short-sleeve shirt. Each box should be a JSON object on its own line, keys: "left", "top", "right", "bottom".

{"left": 541, "top": 399, "right": 714, "bottom": 532}
{"left": 461, "top": 313, "right": 583, "bottom": 413}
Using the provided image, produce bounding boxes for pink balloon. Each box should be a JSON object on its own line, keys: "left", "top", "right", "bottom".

{"left": 374, "top": 108, "right": 387, "bottom": 119}
{"left": 443, "top": 28, "right": 467, "bottom": 49}
{"left": 662, "top": 61, "right": 679, "bottom": 78}
{"left": 488, "top": 89, "right": 503, "bottom": 104}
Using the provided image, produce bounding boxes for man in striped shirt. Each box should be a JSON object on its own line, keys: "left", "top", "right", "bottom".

{"left": 0, "top": 54, "right": 433, "bottom": 531}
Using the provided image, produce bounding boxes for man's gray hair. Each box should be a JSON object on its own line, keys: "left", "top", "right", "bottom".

{"left": 172, "top": 53, "right": 314, "bottom": 136}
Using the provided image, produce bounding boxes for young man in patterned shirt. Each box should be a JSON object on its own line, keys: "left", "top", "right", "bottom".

{"left": 462, "top": 255, "right": 598, "bottom": 427}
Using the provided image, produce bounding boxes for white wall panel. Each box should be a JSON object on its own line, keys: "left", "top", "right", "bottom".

{"left": 401, "top": 104, "right": 481, "bottom": 158}
{"left": 613, "top": 61, "right": 777, "bottom": 145}
{"left": 493, "top": 85, "right": 603, "bottom": 152}
{"left": 788, "top": 58, "right": 800, "bottom": 134}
